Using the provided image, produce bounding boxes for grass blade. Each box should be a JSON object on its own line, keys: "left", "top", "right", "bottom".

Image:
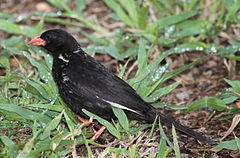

{"left": 16, "top": 129, "right": 42, "bottom": 158}
{"left": 40, "top": 110, "right": 64, "bottom": 140}
{"left": 172, "top": 125, "right": 181, "bottom": 158}
{"left": 0, "top": 135, "right": 18, "bottom": 157}
{"left": 104, "top": 0, "right": 134, "bottom": 27}
{"left": 224, "top": 79, "right": 240, "bottom": 93}
{"left": 119, "top": 0, "right": 138, "bottom": 24}
{"left": 184, "top": 97, "right": 228, "bottom": 113}
{"left": 0, "top": 104, "right": 51, "bottom": 125}
{"left": 112, "top": 107, "right": 129, "bottom": 131}
{"left": 82, "top": 109, "right": 121, "bottom": 139}
{"left": 212, "top": 139, "right": 240, "bottom": 152}
{"left": 147, "top": 11, "right": 198, "bottom": 34}
{"left": 0, "top": 19, "right": 27, "bottom": 36}
{"left": 47, "top": 0, "right": 71, "bottom": 12}
{"left": 144, "top": 82, "right": 180, "bottom": 102}
{"left": 136, "top": 38, "right": 148, "bottom": 74}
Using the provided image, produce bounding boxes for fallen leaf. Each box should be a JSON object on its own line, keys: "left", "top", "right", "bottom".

{"left": 220, "top": 114, "right": 240, "bottom": 141}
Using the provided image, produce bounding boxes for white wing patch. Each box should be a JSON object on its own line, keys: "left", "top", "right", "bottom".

{"left": 63, "top": 75, "right": 69, "bottom": 82}
{"left": 73, "top": 49, "right": 80, "bottom": 54}
{"left": 101, "top": 98, "right": 141, "bottom": 115}
{"left": 58, "top": 54, "right": 69, "bottom": 62}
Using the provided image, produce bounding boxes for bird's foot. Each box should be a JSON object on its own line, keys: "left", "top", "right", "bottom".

{"left": 76, "top": 115, "right": 106, "bottom": 141}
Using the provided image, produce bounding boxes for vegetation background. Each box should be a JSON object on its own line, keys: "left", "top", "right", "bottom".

{"left": 0, "top": 0, "right": 240, "bottom": 157}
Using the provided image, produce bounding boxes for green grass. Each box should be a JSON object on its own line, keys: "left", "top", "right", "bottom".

{"left": 0, "top": 0, "right": 240, "bottom": 157}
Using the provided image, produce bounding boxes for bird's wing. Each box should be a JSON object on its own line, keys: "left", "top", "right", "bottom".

{"left": 64, "top": 53, "right": 153, "bottom": 115}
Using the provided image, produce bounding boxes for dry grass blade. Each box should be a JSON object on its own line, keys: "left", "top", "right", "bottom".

{"left": 220, "top": 114, "right": 240, "bottom": 141}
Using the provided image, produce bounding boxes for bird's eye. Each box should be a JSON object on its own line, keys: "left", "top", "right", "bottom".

{"left": 43, "top": 36, "right": 50, "bottom": 42}
{"left": 50, "top": 35, "right": 58, "bottom": 41}
{"left": 45, "top": 35, "right": 56, "bottom": 43}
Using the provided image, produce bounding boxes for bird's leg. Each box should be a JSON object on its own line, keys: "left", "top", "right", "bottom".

{"left": 76, "top": 115, "right": 106, "bottom": 141}
{"left": 90, "top": 126, "right": 106, "bottom": 142}
{"left": 76, "top": 115, "right": 98, "bottom": 126}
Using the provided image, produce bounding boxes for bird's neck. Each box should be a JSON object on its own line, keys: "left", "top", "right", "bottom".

{"left": 52, "top": 44, "right": 82, "bottom": 61}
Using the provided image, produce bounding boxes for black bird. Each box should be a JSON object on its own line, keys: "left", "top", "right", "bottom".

{"left": 28, "top": 29, "right": 214, "bottom": 144}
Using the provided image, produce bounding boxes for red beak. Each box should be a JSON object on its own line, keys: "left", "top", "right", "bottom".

{"left": 28, "top": 36, "right": 46, "bottom": 46}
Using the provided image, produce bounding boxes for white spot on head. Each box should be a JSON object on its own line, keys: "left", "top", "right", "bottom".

{"left": 58, "top": 54, "right": 69, "bottom": 62}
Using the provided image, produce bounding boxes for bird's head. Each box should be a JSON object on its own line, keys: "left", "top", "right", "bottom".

{"left": 28, "top": 29, "right": 79, "bottom": 57}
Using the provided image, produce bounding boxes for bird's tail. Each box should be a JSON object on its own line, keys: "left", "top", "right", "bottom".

{"left": 155, "top": 111, "right": 215, "bottom": 144}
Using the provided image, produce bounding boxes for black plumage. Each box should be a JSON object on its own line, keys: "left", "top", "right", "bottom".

{"left": 29, "top": 29, "right": 214, "bottom": 144}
